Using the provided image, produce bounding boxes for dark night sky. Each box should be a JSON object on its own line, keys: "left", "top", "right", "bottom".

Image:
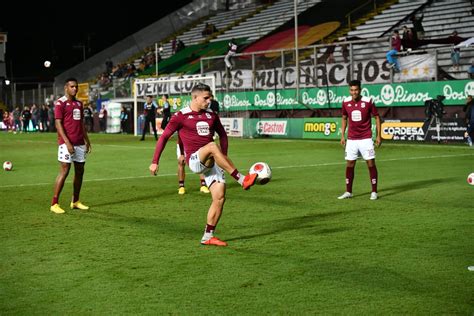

{"left": 1, "top": 1, "right": 192, "bottom": 82}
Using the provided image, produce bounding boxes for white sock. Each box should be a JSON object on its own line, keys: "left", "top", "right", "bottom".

{"left": 237, "top": 174, "right": 244, "bottom": 186}
{"left": 202, "top": 231, "right": 213, "bottom": 241}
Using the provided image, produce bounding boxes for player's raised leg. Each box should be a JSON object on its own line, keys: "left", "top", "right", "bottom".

{"left": 197, "top": 142, "right": 257, "bottom": 190}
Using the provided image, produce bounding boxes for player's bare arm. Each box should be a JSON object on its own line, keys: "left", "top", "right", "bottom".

{"left": 375, "top": 115, "right": 382, "bottom": 147}
{"left": 83, "top": 124, "right": 92, "bottom": 153}
{"left": 340, "top": 115, "right": 348, "bottom": 147}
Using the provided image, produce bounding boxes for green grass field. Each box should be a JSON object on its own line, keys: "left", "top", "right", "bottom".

{"left": 0, "top": 132, "right": 473, "bottom": 314}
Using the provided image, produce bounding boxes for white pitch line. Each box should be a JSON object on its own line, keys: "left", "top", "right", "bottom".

{"left": 1, "top": 153, "right": 472, "bottom": 189}
{"left": 270, "top": 153, "right": 474, "bottom": 169}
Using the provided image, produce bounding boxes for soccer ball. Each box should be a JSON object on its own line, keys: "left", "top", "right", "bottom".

{"left": 3, "top": 161, "right": 13, "bottom": 171}
{"left": 44, "top": 60, "right": 51, "bottom": 68}
{"left": 468, "top": 173, "right": 474, "bottom": 185}
{"left": 249, "top": 162, "right": 272, "bottom": 185}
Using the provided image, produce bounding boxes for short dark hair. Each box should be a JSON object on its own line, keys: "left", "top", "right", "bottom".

{"left": 146, "top": 95, "right": 153, "bottom": 98}
{"left": 349, "top": 79, "right": 361, "bottom": 88}
{"left": 65, "top": 77, "right": 77, "bottom": 84}
{"left": 163, "top": 94, "right": 169, "bottom": 98}
{"left": 192, "top": 83, "right": 211, "bottom": 94}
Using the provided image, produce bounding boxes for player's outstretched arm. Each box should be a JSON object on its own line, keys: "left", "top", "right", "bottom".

{"left": 149, "top": 163, "right": 159, "bottom": 176}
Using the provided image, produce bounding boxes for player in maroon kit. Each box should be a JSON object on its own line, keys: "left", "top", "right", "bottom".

{"left": 149, "top": 83, "right": 257, "bottom": 246}
{"left": 338, "top": 80, "right": 381, "bottom": 200}
{"left": 50, "top": 78, "right": 91, "bottom": 214}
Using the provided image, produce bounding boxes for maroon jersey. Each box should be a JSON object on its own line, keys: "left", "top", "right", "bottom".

{"left": 152, "top": 107, "right": 228, "bottom": 165}
{"left": 341, "top": 96, "right": 378, "bottom": 140}
{"left": 54, "top": 96, "right": 85, "bottom": 146}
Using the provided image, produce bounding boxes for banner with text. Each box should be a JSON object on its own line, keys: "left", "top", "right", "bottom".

{"left": 218, "top": 80, "right": 473, "bottom": 111}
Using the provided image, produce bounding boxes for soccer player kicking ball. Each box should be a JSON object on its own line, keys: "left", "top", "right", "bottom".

{"left": 149, "top": 83, "right": 257, "bottom": 246}
{"left": 338, "top": 79, "right": 381, "bottom": 200}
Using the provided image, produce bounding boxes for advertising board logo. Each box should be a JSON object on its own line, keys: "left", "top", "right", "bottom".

{"left": 256, "top": 121, "right": 287, "bottom": 135}
{"left": 381, "top": 122, "right": 425, "bottom": 140}
{"left": 304, "top": 121, "right": 337, "bottom": 136}
{"left": 266, "top": 92, "right": 276, "bottom": 107}
{"left": 380, "top": 85, "right": 395, "bottom": 105}
{"left": 316, "top": 90, "right": 327, "bottom": 105}
{"left": 223, "top": 94, "right": 232, "bottom": 108}
{"left": 465, "top": 81, "right": 474, "bottom": 97}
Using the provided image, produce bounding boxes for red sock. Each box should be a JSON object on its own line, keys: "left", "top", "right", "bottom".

{"left": 230, "top": 169, "right": 240, "bottom": 181}
{"left": 205, "top": 224, "right": 216, "bottom": 233}
{"left": 346, "top": 166, "right": 354, "bottom": 193}
{"left": 369, "top": 166, "right": 378, "bottom": 192}
{"left": 51, "top": 196, "right": 58, "bottom": 206}
{"left": 179, "top": 180, "right": 184, "bottom": 187}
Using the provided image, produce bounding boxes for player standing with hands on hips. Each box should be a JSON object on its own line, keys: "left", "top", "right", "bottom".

{"left": 50, "top": 78, "right": 91, "bottom": 214}
{"left": 338, "top": 80, "right": 381, "bottom": 200}
{"left": 149, "top": 83, "right": 257, "bottom": 246}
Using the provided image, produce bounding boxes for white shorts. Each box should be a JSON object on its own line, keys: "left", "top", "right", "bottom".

{"left": 345, "top": 138, "right": 375, "bottom": 161}
{"left": 58, "top": 144, "right": 87, "bottom": 163}
{"left": 188, "top": 150, "right": 225, "bottom": 187}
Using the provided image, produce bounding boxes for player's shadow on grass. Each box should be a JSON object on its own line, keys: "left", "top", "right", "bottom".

{"left": 377, "top": 177, "right": 457, "bottom": 198}
{"left": 226, "top": 211, "right": 352, "bottom": 242}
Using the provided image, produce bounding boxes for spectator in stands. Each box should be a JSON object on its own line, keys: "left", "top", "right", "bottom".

{"left": 160, "top": 94, "right": 171, "bottom": 130}
{"left": 171, "top": 37, "right": 177, "bottom": 55}
{"left": 98, "top": 104, "right": 107, "bottom": 133}
{"left": 140, "top": 95, "right": 158, "bottom": 141}
{"left": 410, "top": 14, "right": 424, "bottom": 40}
{"left": 464, "top": 95, "right": 474, "bottom": 146}
{"left": 176, "top": 39, "right": 186, "bottom": 53}
{"left": 320, "top": 44, "right": 336, "bottom": 64}
{"left": 386, "top": 30, "right": 401, "bottom": 72}
{"left": 40, "top": 104, "right": 49, "bottom": 132}
{"left": 21, "top": 106, "right": 31, "bottom": 133}
{"left": 13, "top": 106, "right": 21, "bottom": 133}
{"left": 83, "top": 103, "right": 94, "bottom": 132}
{"left": 105, "top": 58, "right": 113, "bottom": 74}
{"left": 209, "top": 23, "right": 218, "bottom": 34}
{"left": 202, "top": 23, "right": 211, "bottom": 36}
{"left": 468, "top": 60, "right": 474, "bottom": 79}
{"left": 31, "top": 104, "right": 39, "bottom": 131}
{"left": 449, "top": 31, "right": 461, "bottom": 70}
{"left": 341, "top": 42, "right": 349, "bottom": 63}
{"left": 2, "top": 110, "right": 12, "bottom": 132}
{"left": 339, "top": 36, "right": 361, "bottom": 63}
{"left": 48, "top": 103, "right": 56, "bottom": 132}
{"left": 402, "top": 26, "right": 416, "bottom": 51}
{"left": 120, "top": 105, "right": 129, "bottom": 134}
{"left": 224, "top": 38, "right": 238, "bottom": 70}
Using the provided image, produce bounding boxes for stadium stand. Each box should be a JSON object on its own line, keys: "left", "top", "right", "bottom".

{"left": 159, "top": 4, "right": 262, "bottom": 59}
{"left": 211, "top": 0, "right": 321, "bottom": 43}
{"left": 346, "top": 0, "right": 474, "bottom": 78}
